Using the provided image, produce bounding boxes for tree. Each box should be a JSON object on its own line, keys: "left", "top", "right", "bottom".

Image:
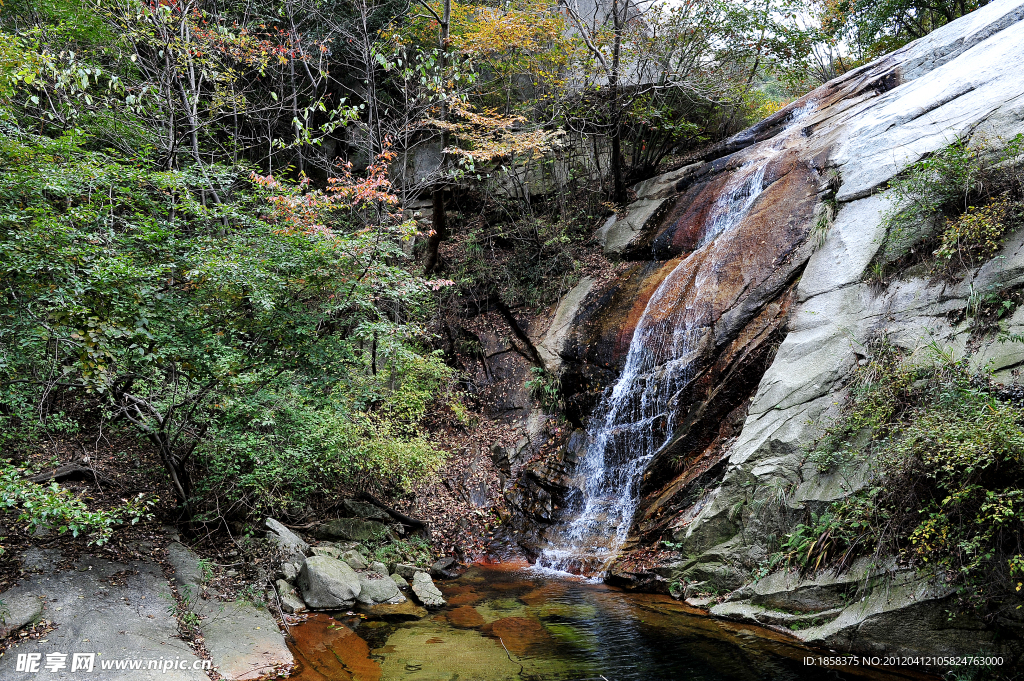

{"left": 820, "top": 0, "right": 984, "bottom": 60}
{"left": 0, "top": 7, "right": 457, "bottom": 515}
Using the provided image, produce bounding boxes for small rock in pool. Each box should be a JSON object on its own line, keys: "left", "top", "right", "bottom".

{"left": 297, "top": 556, "right": 361, "bottom": 609}
{"left": 410, "top": 572, "right": 446, "bottom": 608}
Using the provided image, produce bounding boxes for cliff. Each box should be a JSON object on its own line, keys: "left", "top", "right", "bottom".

{"left": 510, "top": 0, "right": 1024, "bottom": 659}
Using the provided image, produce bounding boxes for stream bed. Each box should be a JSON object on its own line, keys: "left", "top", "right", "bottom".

{"left": 286, "top": 561, "right": 933, "bottom": 681}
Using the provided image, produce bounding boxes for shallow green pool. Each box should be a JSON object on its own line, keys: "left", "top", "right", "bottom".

{"left": 287, "top": 561, "right": 933, "bottom": 681}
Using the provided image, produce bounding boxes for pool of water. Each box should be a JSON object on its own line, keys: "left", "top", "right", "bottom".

{"left": 286, "top": 561, "right": 935, "bottom": 681}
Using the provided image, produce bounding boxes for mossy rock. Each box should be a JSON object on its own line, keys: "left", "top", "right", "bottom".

{"left": 315, "top": 518, "right": 391, "bottom": 542}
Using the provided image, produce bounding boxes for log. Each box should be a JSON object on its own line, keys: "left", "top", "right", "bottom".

{"left": 357, "top": 491, "right": 429, "bottom": 533}
{"left": 25, "top": 463, "right": 115, "bottom": 488}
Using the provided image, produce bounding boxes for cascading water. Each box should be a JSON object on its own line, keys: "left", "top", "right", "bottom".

{"left": 536, "top": 104, "right": 814, "bottom": 576}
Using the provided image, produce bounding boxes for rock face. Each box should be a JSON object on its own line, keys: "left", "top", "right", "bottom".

{"left": 508, "top": 0, "right": 1024, "bottom": 661}
{"left": 203, "top": 601, "right": 293, "bottom": 680}
{"left": 341, "top": 499, "right": 391, "bottom": 522}
{"left": 673, "top": 0, "right": 1024, "bottom": 617}
{"left": 0, "top": 554, "right": 209, "bottom": 681}
{"left": 0, "top": 591, "right": 42, "bottom": 637}
{"left": 297, "top": 556, "right": 361, "bottom": 609}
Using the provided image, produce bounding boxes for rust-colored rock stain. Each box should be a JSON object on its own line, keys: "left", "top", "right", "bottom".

{"left": 482, "top": 616, "right": 553, "bottom": 656}
{"left": 286, "top": 613, "right": 381, "bottom": 681}
{"left": 448, "top": 605, "right": 486, "bottom": 628}
{"left": 446, "top": 590, "right": 484, "bottom": 606}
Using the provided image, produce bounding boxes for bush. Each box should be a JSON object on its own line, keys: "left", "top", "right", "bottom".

{"left": 795, "top": 342, "right": 1024, "bottom": 613}
{"left": 0, "top": 121, "right": 458, "bottom": 522}
{"left": 881, "top": 138, "right": 984, "bottom": 260}
{"left": 0, "top": 462, "right": 154, "bottom": 553}
{"left": 876, "top": 135, "right": 1024, "bottom": 272}
{"left": 935, "top": 196, "right": 1014, "bottom": 269}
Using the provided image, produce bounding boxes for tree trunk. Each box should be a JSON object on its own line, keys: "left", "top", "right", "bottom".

{"left": 421, "top": 0, "right": 451, "bottom": 275}
{"left": 610, "top": 121, "right": 626, "bottom": 204}
{"left": 609, "top": 0, "right": 627, "bottom": 204}
{"left": 423, "top": 188, "right": 447, "bottom": 274}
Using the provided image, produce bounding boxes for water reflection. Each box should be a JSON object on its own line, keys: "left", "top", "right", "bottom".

{"left": 287, "top": 562, "right": 935, "bottom": 681}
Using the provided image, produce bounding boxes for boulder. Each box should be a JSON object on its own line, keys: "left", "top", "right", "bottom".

{"left": 391, "top": 573, "right": 410, "bottom": 590}
{"left": 277, "top": 561, "right": 299, "bottom": 583}
{"left": 0, "top": 591, "right": 43, "bottom": 637}
{"left": 341, "top": 549, "right": 368, "bottom": 570}
{"left": 274, "top": 579, "right": 306, "bottom": 614}
{"left": 341, "top": 499, "right": 391, "bottom": 522}
{"left": 311, "top": 545, "right": 342, "bottom": 559}
{"left": 430, "top": 556, "right": 457, "bottom": 578}
{"left": 393, "top": 563, "right": 425, "bottom": 579}
{"left": 410, "top": 572, "right": 446, "bottom": 608}
{"left": 296, "top": 556, "right": 361, "bottom": 609}
{"left": 368, "top": 561, "right": 389, "bottom": 576}
{"left": 355, "top": 572, "right": 405, "bottom": 605}
{"left": 314, "top": 518, "right": 391, "bottom": 543}
{"left": 265, "top": 518, "right": 310, "bottom": 562}
{"left": 534, "top": 276, "right": 596, "bottom": 374}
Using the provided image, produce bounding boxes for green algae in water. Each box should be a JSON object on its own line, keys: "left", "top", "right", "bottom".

{"left": 532, "top": 602, "right": 598, "bottom": 621}
{"left": 542, "top": 621, "right": 598, "bottom": 652}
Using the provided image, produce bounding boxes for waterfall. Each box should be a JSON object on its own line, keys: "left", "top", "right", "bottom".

{"left": 535, "top": 151, "right": 784, "bottom": 577}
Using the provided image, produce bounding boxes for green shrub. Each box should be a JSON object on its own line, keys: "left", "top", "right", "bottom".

{"left": 0, "top": 119, "right": 459, "bottom": 523}
{"left": 525, "top": 366, "right": 563, "bottom": 412}
{"left": 0, "top": 461, "right": 155, "bottom": 553}
{"left": 881, "top": 138, "right": 984, "bottom": 259}
{"left": 877, "top": 134, "right": 1023, "bottom": 269}
{"left": 935, "top": 197, "right": 1014, "bottom": 269}
{"left": 796, "top": 343, "right": 1024, "bottom": 611}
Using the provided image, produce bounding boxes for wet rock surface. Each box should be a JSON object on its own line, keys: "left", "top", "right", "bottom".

{"left": 665, "top": 2, "right": 1024, "bottom": 658}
